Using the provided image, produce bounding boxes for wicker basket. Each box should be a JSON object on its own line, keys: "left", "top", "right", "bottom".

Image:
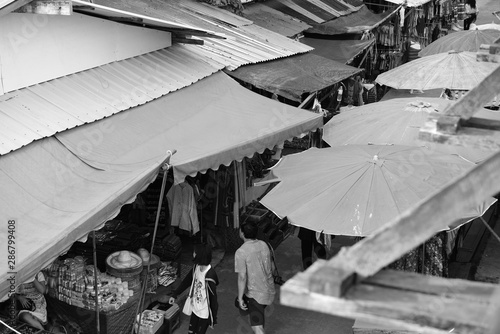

{"left": 106, "top": 264, "right": 143, "bottom": 294}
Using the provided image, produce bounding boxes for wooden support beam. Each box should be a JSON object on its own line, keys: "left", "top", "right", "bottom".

{"left": 486, "top": 286, "right": 500, "bottom": 334}
{"left": 420, "top": 112, "right": 500, "bottom": 152}
{"left": 441, "top": 67, "right": 500, "bottom": 120}
{"left": 307, "top": 150, "right": 500, "bottom": 297}
{"left": 419, "top": 67, "right": 500, "bottom": 150}
{"left": 13, "top": 0, "right": 72, "bottom": 15}
{"left": 281, "top": 263, "right": 500, "bottom": 334}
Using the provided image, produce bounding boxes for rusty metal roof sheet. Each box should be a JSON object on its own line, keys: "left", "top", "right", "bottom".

{"left": 260, "top": 0, "right": 363, "bottom": 25}
{"left": 177, "top": 0, "right": 253, "bottom": 27}
{"left": 192, "top": 24, "right": 312, "bottom": 70}
{"left": 0, "top": 45, "right": 226, "bottom": 155}
{"left": 90, "top": 0, "right": 312, "bottom": 70}
{"left": 72, "top": 0, "right": 222, "bottom": 37}
{"left": 243, "top": 4, "right": 312, "bottom": 37}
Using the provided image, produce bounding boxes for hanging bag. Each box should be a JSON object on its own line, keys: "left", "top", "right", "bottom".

{"left": 265, "top": 242, "right": 285, "bottom": 286}
{"left": 182, "top": 266, "right": 196, "bottom": 316}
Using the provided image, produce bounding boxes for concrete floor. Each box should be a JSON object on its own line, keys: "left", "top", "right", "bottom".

{"left": 173, "top": 232, "right": 354, "bottom": 334}
{"left": 475, "top": 0, "right": 500, "bottom": 26}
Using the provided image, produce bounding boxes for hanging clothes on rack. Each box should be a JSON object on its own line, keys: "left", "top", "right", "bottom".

{"left": 377, "top": 24, "right": 396, "bottom": 47}
{"left": 166, "top": 181, "right": 200, "bottom": 235}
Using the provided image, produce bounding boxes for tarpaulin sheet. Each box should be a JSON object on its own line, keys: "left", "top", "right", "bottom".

{"left": 226, "top": 53, "right": 362, "bottom": 101}
{"left": 56, "top": 71, "right": 323, "bottom": 185}
{"left": 301, "top": 37, "right": 374, "bottom": 64}
{"left": 261, "top": 0, "right": 363, "bottom": 25}
{"left": 0, "top": 137, "right": 168, "bottom": 300}
{"left": 305, "top": 6, "right": 397, "bottom": 35}
{"left": 0, "top": 71, "right": 322, "bottom": 300}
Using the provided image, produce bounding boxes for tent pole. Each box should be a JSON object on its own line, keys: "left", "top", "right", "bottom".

{"left": 92, "top": 230, "right": 100, "bottom": 334}
{"left": 233, "top": 163, "right": 240, "bottom": 229}
{"left": 214, "top": 171, "right": 219, "bottom": 226}
{"left": 133, "top": 150, "right": 176, "bottom": 334}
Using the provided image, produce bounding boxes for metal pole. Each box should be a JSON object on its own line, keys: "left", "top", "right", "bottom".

{"left": 133, "top": 150, "right": 176, "bottom": 334}
{"left": 233, "top": 163, "right": 240, "bottom": 229}
{"left": 92, "top": 230, "right": 100, "bottom": 334}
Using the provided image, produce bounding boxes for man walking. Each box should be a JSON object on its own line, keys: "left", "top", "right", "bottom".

{"left": 235, "top": 222, "right": 276, "bottom": 334}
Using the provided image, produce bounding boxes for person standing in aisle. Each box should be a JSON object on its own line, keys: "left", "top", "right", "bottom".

{"left": 297, "top": 227, "right": 327, "bottom": 270}
{"left": 464, "top": 0, "right": 478, "bottom": 30}
{"left": 235, "top": 222, "right": 276, "bottom": 334}
{"left": 169, "top": 243, "right": 219, "bottom": 334}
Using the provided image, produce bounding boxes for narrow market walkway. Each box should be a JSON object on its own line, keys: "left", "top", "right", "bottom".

{"left": 475, "top": 0, "right": 500, "bottom": 26}
{"left": 172, "top": 231, "right": 354, "bottom": 334}
{"left": 474, "top": 212, "right": 500, "bottom": 283}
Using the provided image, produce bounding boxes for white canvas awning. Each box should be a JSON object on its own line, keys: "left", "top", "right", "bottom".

{"left": 0, "top": 71, "right": 322, "bottom": 299}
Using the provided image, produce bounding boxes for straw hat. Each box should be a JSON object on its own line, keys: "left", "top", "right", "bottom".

{"left": 137, "top": 248, "right": 161, "bottom": 268}
{"left": 106, "top": 251, "right": 142, "bottom": 270}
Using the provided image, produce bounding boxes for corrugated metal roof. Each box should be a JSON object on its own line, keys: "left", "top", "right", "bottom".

{"left": 190, "top": 24, "right": 312, "bottom": 71}
{"left": 261, "top": 0, "right": 363, "bottom": 25}
{"left": 177, "top": 0, "right": 253, "bottom": 27}
{"left": 90, "top": 0, "right": 313, "bottom": 70}
{"left": 0, "top": 45, "right": 226, "bottom": 155}
{"left": 243, "top": 5, "right": 312, "bottom": 38}
{"left": 72, "top": 0, "right": 221, "bottom": 37}
{"left": 0, "top": 0, "right": 317, "bottom": 155}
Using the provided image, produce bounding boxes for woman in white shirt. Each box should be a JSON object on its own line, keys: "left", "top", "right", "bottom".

{"left": 170, "top": 244, "right": 219, "bottom": 334}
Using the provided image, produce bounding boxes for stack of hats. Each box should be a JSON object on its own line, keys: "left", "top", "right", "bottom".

{"left": 106, "top": 250, "right": 143, "bottom": 294}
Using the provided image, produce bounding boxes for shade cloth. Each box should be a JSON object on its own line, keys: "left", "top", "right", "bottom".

{"left": 419, "top": 29, "right": 500, "bottom": 57}
{"left": 56, "top": 71, "right": 323, "bottom": 184}
{"left": 0, "top": 71, "right": 322, "bottom": 300}
{"left": 375, "top": 51, "right": 500, "bottom": 90}
{"left": 226, "top": 53, "right": 363, "bottom": 101}
{"left": 301, "top": 37, "right": 375, "bottom": 64}
{"left": 0, "top": 137, "right": 169, "bottom": 300}
{"left": 323, "top": 97, "right": 496, "bottom": 163}
{"left": 260, "top": 146, "right": 496, "bottom": 236}
{"left": 305, "top": 6, "right": 398, "bottom": 35}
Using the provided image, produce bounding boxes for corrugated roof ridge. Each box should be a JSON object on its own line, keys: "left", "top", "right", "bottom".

{"left": 0, "top": 44, "right": 225, "bottom": 155}
{"left": 177, "top": 0, "right": 253, "bottom": 27}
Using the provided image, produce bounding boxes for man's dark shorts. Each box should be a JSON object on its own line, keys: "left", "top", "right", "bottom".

{"left": 245, "top": 296, "right": 267, "bottom": 327}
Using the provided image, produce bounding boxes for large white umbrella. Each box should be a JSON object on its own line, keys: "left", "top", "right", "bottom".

{"left": 322, "top": 97, "right": 498, "bottom": 163}
{"left": 419, "top": 29, "right": 500, "bottom": 57}
{"left": 375, "top": 51, "right": 500, "bottom": 90}
{"left": 260, "top": 146, "right": 496, "bottom": 236}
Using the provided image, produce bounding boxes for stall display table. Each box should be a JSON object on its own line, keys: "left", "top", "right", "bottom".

{"left": 46, "top": 294, "right": 140, "bottom": 334}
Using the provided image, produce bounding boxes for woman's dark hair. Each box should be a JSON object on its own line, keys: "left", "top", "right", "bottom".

{"left": 240, "top": 221, "right": 258, "bottom": 239}
{"left": 193, "top": 243, "right": 212, "bottom": 266}
{"left": 466, "top": 0, "right": 476, "bottom": 8}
